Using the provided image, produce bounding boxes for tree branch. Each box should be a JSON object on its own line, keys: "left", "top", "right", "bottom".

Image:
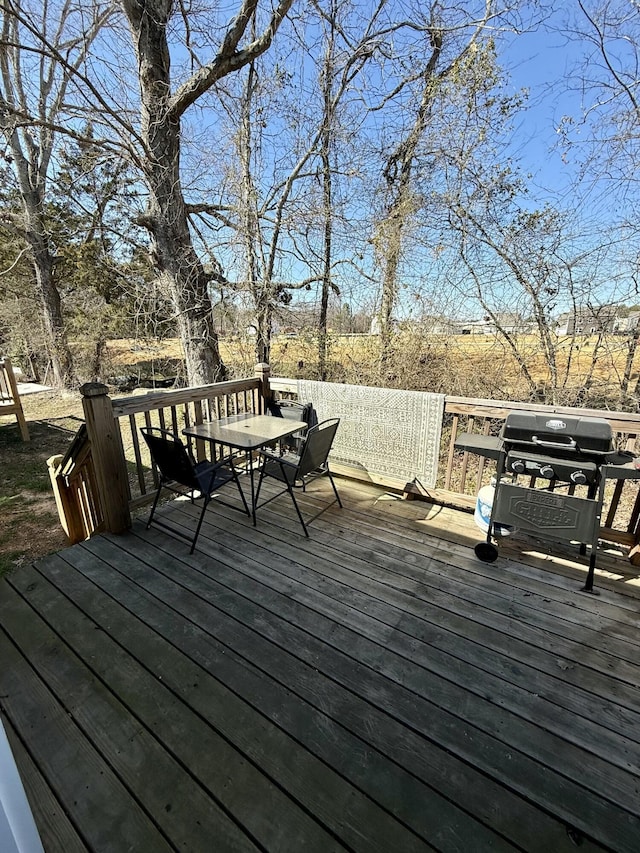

{"left": 168, "top": 0, "right": 295, "bottom": 119}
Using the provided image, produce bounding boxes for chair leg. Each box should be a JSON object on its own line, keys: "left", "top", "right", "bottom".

{"left": 328, "top": 472, "right": 343, "bottom": 508}
{"left": 190, "top": 496, "right": 210, "bottom": 554}
{"left": 146, "top": 485, "right": 163, "bottom": 529}
{"left": 286, "top": 484, "right": 309, "bottom": 537}
{"left": 254, "top": 464, "right": 266, "bottom": 508}
{"left": 230, "top": 462, "right": 250, "bottom": 516}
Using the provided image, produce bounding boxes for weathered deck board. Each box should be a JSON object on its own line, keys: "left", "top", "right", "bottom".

{"left": 166, "top": 499, "right": 640, "bottom": 844}
{"left": 0, "top": 591, "right": 175, "bottom": 853}
{"left": 2, "top": 712, "right": 87, "bottom": 853}
{"left": 58, "top": 537, "right": 486, "bottom": 852}
{"left": 1, "top": 477, "right": 639, "bottom": 852}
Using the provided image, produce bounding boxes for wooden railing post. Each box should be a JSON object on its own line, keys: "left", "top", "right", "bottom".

{"left": 81, "top": 382, "right": 131, "bottom": 534}
{"left": 254, "top": 363, "right": 271, "bottom": 413}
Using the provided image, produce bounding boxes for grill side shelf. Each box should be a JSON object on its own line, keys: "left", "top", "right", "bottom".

{"left": 454, "top": 433, "right": 503, "bottom": 460}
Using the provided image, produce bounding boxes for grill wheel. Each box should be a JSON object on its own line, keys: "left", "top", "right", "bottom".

{"left": 474, "top": 541, "right": 499, "bottom": 562}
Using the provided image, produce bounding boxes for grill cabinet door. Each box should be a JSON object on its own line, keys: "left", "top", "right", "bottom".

{"left": 493, "top": 484, "right": 599, "bottom": 543}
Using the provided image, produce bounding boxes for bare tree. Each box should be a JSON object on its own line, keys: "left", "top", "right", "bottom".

{"left": 119, "top": 0, "right": 295, "bottom": 384}
{"left": 374, "top": 3, "right": 488, "bottom": 366}
{"left": 558, "top": 1, "right": 640, "bottom": 202}
{"left": 192, "top": 0, "right": 387, "bottom": 369}
{"left": 451, "top": 205, "right": 569, "bottom": 400}
{"left": 552, "top": 1, "right": 640, "bottom": 403}
{"left": 370, "top": 1, "right": 532, "bottom": 373}
{"left": 0, "top": 0, "right": 114, "bottom": 386}
{"left": 317, "top": 0, "right": 338, "bottom": 381}
{"left": 232, "top": 52, "right": 319, "bottom": 365}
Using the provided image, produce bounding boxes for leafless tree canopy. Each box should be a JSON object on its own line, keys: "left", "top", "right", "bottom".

{"left": 1, "top": 0, "right": 640, "bottom": 405}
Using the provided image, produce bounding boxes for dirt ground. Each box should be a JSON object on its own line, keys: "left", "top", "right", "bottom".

{"left": 0, "top": 389, "right": 85, "bottom": 575}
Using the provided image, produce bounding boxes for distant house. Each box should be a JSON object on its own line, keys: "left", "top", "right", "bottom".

{"left": 415, "top": 316, "right": 458, "bottom": 335}
{"left": 556, "top": 305, "right": 619, "bottom": 336}
{"left": 456, "top": 313, "right": 525, "bottom": 335}
{"left": 613, "top": 311, "right": 640, "bottom": 334}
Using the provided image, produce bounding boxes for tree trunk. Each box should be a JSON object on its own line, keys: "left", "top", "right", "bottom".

{"left": 375, "top": 27, "right": 443, "bottom": 371}
{"left": 24, "top": 198, "right": 75, "bottom": 387}
{"left": 378, "top": 209, "right": 404, "bottom": 372}
{"left": 33, "top": 250, "right": 74, "bottom": 387}
{"left": 0, "top": 0, "right": 113, "bottom": 390}
{"left": 622, "top": 326, "right": 639, "bottom": 399}
{"left": 318, "top": 136, "right": 333, "bottom": 381}
{"left": 318, "top": 14, "right": 336, "bottom": 383}
{"left": 238, "top": 58, "right": 267, "bottom": 367}
{"left": 255, "top": 299, "right": 272, "bottom": 365}
{"left": 123, "top": 1, "right": 226, "bottom": 386}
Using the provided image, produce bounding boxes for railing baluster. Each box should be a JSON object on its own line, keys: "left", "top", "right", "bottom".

{"left": 129, "top": 413, "right": 146, "bottom": 495}
{"left": 476, "top": 419, "right": 491, "bottom": 487}
{"left": 444, "top": 414, "right": 459, "bottom": 491}
{"left": 458, "top": 416, "right": 475, "bottom": 490}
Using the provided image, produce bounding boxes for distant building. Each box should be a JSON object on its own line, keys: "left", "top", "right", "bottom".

{"left": 556, "top": 305, "right": 618, "bottom": 336}
{"left": 614, "top": 311, "right": 640, "bottom": 334}
{"left": 455, "top": 313, "right": 525, "bottom": 335}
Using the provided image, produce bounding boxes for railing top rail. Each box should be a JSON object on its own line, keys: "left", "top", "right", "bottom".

{"left": 58, "top": 424, "right": 89, "bottom": 477}
{"left": 269, "top": 376, "right": 297, "bottom": 393}
{"left": 111, "top": 377, "right": 260, "bottom": 417}
{"left": 271, "top": 379, "right": 640, "bottom": 432}
{"left": 445, "top": 395, "right": 640, "bottom": 432}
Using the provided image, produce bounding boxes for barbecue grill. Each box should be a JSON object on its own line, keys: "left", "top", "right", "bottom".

{"left": 455, "top": 410, "right": 639, "bottom": 592}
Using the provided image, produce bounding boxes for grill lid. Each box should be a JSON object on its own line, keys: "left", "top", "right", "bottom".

{"left": 501, "top": 411, "right": 613, "bottom": 456}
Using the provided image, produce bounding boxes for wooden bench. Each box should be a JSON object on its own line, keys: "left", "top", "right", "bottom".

{"left": 0, "top": 357, "right": 30, "bottom": 441}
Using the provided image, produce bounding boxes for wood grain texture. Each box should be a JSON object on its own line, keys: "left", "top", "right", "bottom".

{"left": 2, "top": 478, "right": 639, "bottom": 852}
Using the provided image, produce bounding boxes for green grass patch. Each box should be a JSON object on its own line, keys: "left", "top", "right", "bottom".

{"left": 0, "top": 494, "right": 20, "bottom": 508}
{"left": 1, "top": 408, "right": 79, "bottom": 573}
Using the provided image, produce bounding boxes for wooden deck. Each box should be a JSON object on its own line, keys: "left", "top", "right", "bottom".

{"left": 2, "top": 477, "right": 640, "bottom": 852}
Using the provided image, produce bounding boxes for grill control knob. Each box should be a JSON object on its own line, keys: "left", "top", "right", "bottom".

{"left": 539, "top": 465, "right": 555, "bottom": 479}
{"left": 511, "top": 459, "right": 526, "bottom": 474}
{"left": 570, "top": 470, "right": 587, "bottom": 485}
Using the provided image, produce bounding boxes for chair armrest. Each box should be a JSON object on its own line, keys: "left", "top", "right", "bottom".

{"left": 260, "top": 449, "right": 299, "bottom": 470}
{"left": 259, "top": 448, "right": 281, "bottom": 461}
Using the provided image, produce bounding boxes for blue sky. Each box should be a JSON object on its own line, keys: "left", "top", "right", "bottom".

{"left": 501, "top": 22, "right": 583, "bottom": 198}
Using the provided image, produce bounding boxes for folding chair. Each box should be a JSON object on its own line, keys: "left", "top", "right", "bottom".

{"left": 254, "top": 418, "right": 342, "bottom": 536}
{"left": 141, "top": 427, "right": 249, "bottom": 553}
{"left": 265, "top": 398, "right": 314, "bottom": 454}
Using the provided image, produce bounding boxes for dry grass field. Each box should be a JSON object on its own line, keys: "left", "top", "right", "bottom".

{"left": 103, "top": 332, "right": 640, "bottom": 405}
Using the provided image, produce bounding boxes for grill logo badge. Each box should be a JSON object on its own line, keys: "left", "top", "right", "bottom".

{"left": 508, "top": 494, "right": 578, "bottom": 530}
{"left": 545, "top": 419, "right": 566, "bottom": 431}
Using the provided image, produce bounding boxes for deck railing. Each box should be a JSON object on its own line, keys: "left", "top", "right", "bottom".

{"left": 439, "top": 396, "right": 640, "bottom": 553}
{"left": 270, "top": 376, "right": 640, "bottom": 557}
{"left": 49, "top": 366, "right": 268, "bottom": 543}
{"left": 49, "top": 365, "right": 640, "bottom": 560}
{"left": 47, "top": 425, "right": 103, "bottom": 542}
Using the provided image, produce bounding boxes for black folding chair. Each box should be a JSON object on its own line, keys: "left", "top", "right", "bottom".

{"left": 265, "top": 398, "right": 314, "bottom": 454}
{"left": 254, "top": 418, "right": 342, "bottom": 536}
{"left": 141, "top": 427, "right": 249, "bottom": 553}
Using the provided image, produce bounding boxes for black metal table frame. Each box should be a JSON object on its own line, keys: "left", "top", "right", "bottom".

{"left": 183, "top": 413, "right": 308, "bottom": 526}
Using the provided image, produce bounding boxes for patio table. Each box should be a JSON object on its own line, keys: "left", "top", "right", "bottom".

{"left": 183, "top": 413, "right": 307, "bottom": 525}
